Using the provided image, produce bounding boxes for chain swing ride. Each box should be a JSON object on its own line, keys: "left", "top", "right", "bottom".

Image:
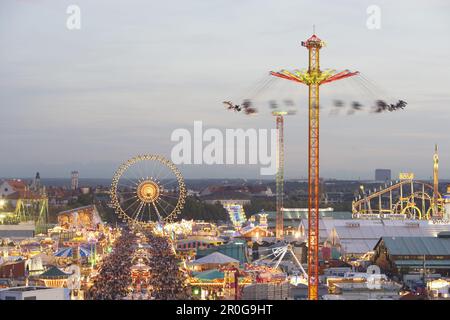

{"left": 223, "top": 33, "right": 407, "bottom": 300}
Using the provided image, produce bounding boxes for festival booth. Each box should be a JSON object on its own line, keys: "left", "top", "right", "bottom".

{"left": 25, "top": 255, "right": 45, "bottom": 276}
{"left": 54, "top": 206, "right": 108, "bottom": 268}
{"left": 54, "top": 243, "right": 93, "bottom": 268}
{"left": 238, "top": 225, "right": 273, "bottom": 240}
{"left": 0, "top": 259, "right": 26, "bottom": 278}
{"left": 131, "top": 258, "right": 150, "bottom": 293}
{"left": 38, "top": 266, "right": 70, "bottom": 288}
{"left": 189, "top": 268, "right": 252, "bottom": 300}
{"left": 57, "top": 205, "right": 103, "bottom": 231}
{"left": 176, "top": 237, "right": 224, "bottom": 251}
{"left": 30, "top": 252, "right": 55, "bottom": 268}
{"left": 1, "top": 244, "right": 23, "bottom": 262}
{"left": 196, "top": 241, "right": 248, "bottom": 264}
{"left": 244, "top": 264, "right": 287, "bottom": 283}
{"left": 188, "top": 252, "right": 239, "bottom": 272}
{"left": 189, "top": 269, "right": 225, "bottom": 299}
{"left": 39, "top": 237, "right": 57, "bottom": 252}
{"left": 19, "top": 240, "right": 41, "bottom": 255}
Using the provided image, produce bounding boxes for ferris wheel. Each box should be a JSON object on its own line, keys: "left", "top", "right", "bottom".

{"left": 110, "top": 154, "right": 186, "bottom": 226}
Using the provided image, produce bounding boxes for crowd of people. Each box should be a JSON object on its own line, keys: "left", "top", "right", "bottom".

{"left": 86, "top": 227, "right": 190, "bottom": 300}
{"left": 143, "top": 230, "right": 191, "bottom": 300}
{"left": 87, "top": 228, "right": 136, "bottom": 300}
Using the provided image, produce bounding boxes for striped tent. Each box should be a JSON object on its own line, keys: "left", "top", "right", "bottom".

{"left": 54, "top": 246, "right": 92, "bottom": 258}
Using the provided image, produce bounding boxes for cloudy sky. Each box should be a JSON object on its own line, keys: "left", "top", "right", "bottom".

{"left": 1, "top": 0, "right": 449, "bottom": 180}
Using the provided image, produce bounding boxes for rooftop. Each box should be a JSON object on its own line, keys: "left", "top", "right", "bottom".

{"left": 2, "top": 286, "right": 50, "bottom": 292}
{"left": 379, "top": 236, "right": 450, "bottom": 256}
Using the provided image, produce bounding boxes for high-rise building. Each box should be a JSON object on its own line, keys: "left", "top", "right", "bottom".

{"left": 71, "top": 171, "right": 79, "bottom": 190}
{"left": 375, "top": 169, "right": 391, "bottom": 182}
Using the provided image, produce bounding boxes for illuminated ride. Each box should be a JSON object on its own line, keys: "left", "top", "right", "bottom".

{"left": 251, "top": 244, "right": 307, "bottom": 282}
{"left": 272, "top": 109, "right": 296, "bottom": 240}
{"left": 270, "top": 33, "right": 359, "bottom": 299}
{"left": 110, "top": 154, "right": 186, "bottom": 227}
{"left": 223, "top": 203, "right": 247, "bottom": 228}
{"left": 353, "top": 180, "right": 444, "bottom": 219}
{"left": 353, "top": 147, "right": 444, "bottom": 220}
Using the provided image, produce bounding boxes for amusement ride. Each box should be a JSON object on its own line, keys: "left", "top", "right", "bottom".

{"left": 110, "top": 154, "right": 187, "bottom": 227}
{"left": 353, "top": 145, "right": 445, "bottom": 220}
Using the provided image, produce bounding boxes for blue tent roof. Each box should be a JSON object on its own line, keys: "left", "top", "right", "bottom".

{"left": 54, "top": 246, "right": 92, "bottom": 257}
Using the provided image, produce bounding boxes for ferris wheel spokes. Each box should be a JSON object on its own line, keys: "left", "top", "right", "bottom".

{"left": 111, "top": 154, "right": 187, "bottom": 226}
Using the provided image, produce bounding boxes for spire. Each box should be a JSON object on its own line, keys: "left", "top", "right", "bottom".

{"left": 33, "top": 171, "right": 41, "bottom": 192}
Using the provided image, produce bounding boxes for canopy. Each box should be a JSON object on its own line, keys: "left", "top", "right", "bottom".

{"left": 39, "top": 266, "right": 70, "bottom": 279}
{"left": 32, "top": 253, "right": 55, "bottom": 265}
{"left": 191, "top": 252, "right": 239, "bottom": 265}
{"left": 54, "top": 246, "right": 92, "bottom": 258}
{"left": 21, "top": 242, "right": 41, "bottom": 247}
{"left": 192, "top": 269, "right": 224, "bottom": 281}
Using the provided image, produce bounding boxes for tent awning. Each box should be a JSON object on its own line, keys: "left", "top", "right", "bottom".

{"left": 191, "top": 252, "right": 239, "bottom": 265}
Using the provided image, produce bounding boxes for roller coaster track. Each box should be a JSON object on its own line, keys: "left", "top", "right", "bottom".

{"left": 352, "top": 179, "right": 443, "bottom": 219}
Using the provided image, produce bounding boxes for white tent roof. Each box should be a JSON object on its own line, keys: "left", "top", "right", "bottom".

{"left": 191, "top": 252, "right": 239, "bottom": 265}
{"left": 32, "top": 253, "right": 55, "bottom": 265}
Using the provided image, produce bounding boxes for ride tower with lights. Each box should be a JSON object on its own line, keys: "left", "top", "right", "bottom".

{"left": 270, "top": 34, "right": 359, "bottom": 299}
{"left": 433, "top": 144, "right": 439, "bottom": 216}
{"left": 273, "top": 111, "right": 285, "bottom": 240}
{"left": 272, "top": 109, "right": 295, "bottom": 240}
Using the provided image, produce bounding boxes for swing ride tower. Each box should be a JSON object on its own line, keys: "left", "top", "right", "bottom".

{"left": 270, "top": 34, "right": 359, "bottom": 300}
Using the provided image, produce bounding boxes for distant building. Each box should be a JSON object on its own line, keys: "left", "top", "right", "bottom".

{"left": 199, "top": 184, "right": 272, "bottom": 204}
{"left": 80, "top": 187, "right": 90, "bottom": 195}
{"left": 324, "top": 192, "right": 345, "bottom": 204}
{"left": 71, "top": 171, "right": 79, "bottom": 190}
{"left": 0, "top": 179, "right": 27, "bottom": 199}
{"left": 31, "top": 172, "right": 41, "bottom": 192}
{"left": 46, "top": 186, "right": 72, "bottom": 206}
{"left": 0, "top": 179, "right": 41, "bottom": 207}
{"left": 375, "top": 169, "right": 391, "bottom": 182}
